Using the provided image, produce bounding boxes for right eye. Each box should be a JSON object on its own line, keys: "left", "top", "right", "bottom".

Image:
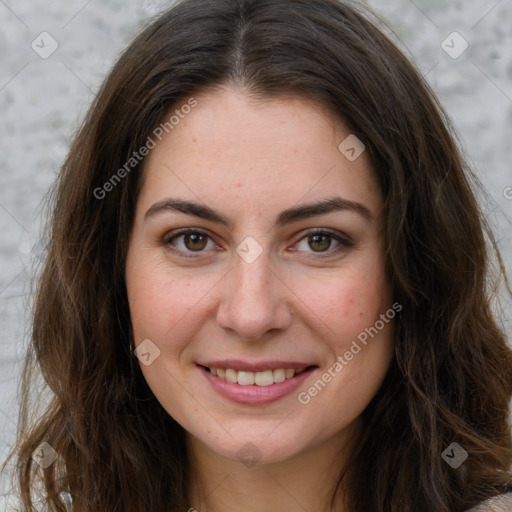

{"left": 162, "top": 228, "right": 222, "bottom": 256}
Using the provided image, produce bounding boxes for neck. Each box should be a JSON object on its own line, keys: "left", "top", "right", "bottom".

{"left": 186, "top": 422, "right": 360, "bottom": 512}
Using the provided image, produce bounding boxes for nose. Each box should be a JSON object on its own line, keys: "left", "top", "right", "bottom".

{"left": 216, "top": 247, "right": 293, "bottom": 342}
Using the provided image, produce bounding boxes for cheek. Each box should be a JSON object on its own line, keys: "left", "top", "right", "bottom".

{"left": 300, "top": 268, "right": 395, "bottom": 434}
{"left": 128, "top": 277, "right": 190, "bottom": 339}
{"left": 302, "top": 258, "right": 394, "bottom": 391}
{"left": 126, "top": 248, "right": 183, "bottom": 337}
{"left": 125, "top": 251, "right": 221, "bottom": 350}
{"left": 305, "top": 264, "right": 391, "bottom": 338}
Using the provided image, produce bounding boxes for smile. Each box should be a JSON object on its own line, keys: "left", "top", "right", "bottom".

{"left": 197, "top": 362, "right": 317, "bottom": 405}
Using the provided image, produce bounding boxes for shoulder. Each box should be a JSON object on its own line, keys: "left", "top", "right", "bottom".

{"left": 467, "top": 492, "right": 512, "bottom": 511}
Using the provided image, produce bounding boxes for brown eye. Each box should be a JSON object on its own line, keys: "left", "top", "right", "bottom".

{"left": 308, "top": 234, "right": 332, "bottom": 252}
{"left": 293, "top": 229, "right": 353, "bottom": 255}
{"left": 163, "top": 229, "right": 218, "bottom": 254}
{"left": 183, "top": 232, "right": 208, "bottom": 251}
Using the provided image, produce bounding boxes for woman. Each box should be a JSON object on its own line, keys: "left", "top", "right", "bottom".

{"left": 4, "top": 0, "right": 512, "bottom": 510}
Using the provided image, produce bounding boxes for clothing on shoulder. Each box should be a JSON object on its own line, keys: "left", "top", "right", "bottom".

{"left": 468, "top": 492, "right": 512, "bottom": 512}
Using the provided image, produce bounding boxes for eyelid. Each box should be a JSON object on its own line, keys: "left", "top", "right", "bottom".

{"left": 162, "top": 227, "right": 212, "bottom": 242}
{"left": 295, "top": 227, "right": 353, "bottom": 243}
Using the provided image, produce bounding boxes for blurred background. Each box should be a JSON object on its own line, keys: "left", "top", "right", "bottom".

{"left": 1, "top": 0, "right": 511, "bottom": 501}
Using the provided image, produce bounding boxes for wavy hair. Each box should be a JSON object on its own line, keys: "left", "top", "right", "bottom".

{"left": 4, "top": 0, "right": 512, "bottom": 510}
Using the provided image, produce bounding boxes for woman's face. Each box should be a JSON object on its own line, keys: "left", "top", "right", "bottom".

{"left": 125, "top": 84, "right": 395, "bottom": 465}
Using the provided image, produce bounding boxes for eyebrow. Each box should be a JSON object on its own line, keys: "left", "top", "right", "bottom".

{"left": 144, "top": 196, "right": 373, "bottom": 228}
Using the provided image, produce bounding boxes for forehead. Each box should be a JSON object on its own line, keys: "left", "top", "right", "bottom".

{"left": 138, "top": 85, "right": 382, "bottom": 219}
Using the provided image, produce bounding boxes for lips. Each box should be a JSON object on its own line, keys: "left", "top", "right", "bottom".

{"left": 198, "top": 359, "right": 312, "bottom": 372}
{"left": 197, "top": 360, "right": 317, "bottom": 405}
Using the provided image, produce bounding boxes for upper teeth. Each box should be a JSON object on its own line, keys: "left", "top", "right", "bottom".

{"left": 210, "top": 367, "right": 305, "bottom": 386}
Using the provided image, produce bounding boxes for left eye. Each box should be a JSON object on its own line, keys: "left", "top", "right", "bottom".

{"left": 293, "top": 230, "right": 352, "bottom": 254}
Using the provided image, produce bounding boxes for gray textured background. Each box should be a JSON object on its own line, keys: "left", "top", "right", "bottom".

{"left": 1, "top": 0, "right": 511, "bottom": 503}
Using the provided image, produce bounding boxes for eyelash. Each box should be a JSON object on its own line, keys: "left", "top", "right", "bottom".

{"left": 161, "top": 228, "right": 353, "bottom": 258}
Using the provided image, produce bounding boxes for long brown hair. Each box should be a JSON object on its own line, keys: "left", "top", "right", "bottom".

{"left": 4, "top": 0, "right": 512, "bottom": 510}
